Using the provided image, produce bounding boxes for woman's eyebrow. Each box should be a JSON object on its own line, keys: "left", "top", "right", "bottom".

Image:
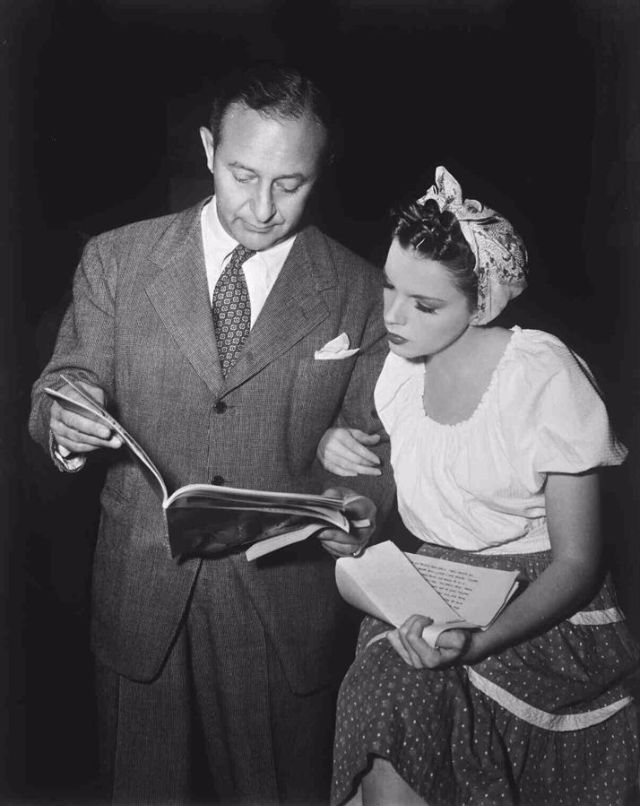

{"left": 413, "top": 294, "right": 446, "bottom": 303}
{"left": 383, "top": 271, "right": 445, "bottom": 302}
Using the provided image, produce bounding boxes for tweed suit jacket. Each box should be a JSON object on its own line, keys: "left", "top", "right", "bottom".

{"left": 30, "top": 201, "right": 393, "bottom": 691}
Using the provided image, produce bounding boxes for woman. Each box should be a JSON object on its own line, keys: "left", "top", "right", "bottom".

{"left": 320, "top": 167, "right": 640, "bottom": 805}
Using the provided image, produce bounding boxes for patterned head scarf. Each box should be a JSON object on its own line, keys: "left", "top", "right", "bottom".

{"left": 418, "top": 166, "right": 528, "bottom": 324}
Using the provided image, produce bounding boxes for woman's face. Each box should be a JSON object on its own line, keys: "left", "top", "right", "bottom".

{"left": 383, "top": 238, "right": 476, "bottom": 360}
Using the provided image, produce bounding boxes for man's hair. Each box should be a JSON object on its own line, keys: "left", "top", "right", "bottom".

{"left": 209, "top": 63, "right": 335, "bottom": 165}
{"left": 392, "top": 199, "right": 478, "bottom": 310}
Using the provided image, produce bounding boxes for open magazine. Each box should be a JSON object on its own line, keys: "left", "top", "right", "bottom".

{"left": 45, "top": 376, "right": 368, "bottom": 559}
{"left": 335, "top": 540, "right": 521, "bottom": 647}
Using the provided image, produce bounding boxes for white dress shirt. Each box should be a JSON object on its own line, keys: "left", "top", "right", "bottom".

{"left": 201, "top": 198, "right": 296, "bottom": 328}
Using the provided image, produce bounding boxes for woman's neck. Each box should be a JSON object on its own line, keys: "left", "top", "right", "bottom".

{"left": 422, "top": 326, "right": 511, "bottom": 424}
{"left": 425, "top": 324, "right": 488, "bottom": 372}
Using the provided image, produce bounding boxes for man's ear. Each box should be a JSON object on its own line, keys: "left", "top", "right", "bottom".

{"left": 199, "top": 126, "right": 215, "bottom": 174}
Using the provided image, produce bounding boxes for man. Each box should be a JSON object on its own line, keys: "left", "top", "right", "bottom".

{"left": 29, "top": 64, "right": 392, "bottom": 804}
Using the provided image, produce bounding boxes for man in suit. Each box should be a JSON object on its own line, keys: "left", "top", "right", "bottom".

{"left": 29, "top": 64, "right": 392, "bottom": 804}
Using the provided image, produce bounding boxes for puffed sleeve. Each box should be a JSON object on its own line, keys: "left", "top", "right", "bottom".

{"left": 498, "top": 330, "right": 626, "bottom": 488}
{"left": 373, "top": 351, "right": 423, "bottom": 435}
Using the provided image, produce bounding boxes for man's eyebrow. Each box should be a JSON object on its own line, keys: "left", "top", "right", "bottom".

{"left": 228, "top": 161, "right": 256, "bottom": 172}
{"left": 228, "top": 161, "right": 307, "bottom": 181}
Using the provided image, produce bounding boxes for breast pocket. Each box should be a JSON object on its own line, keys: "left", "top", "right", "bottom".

{"left": 286, "top": 356, "right": 357, "bottom": 473}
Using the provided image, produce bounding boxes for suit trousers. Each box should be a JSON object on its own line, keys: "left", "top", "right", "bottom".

{"left": 96, "top": 554, "right": 338, "bottom": 805}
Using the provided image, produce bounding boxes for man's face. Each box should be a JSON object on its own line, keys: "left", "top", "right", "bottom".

{"left": 200, "top": 102, "right": 327, "bottom": 251}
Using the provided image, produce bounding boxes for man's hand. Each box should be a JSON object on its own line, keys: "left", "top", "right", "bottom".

{"left": 50, "top": 381, "right": 122, "bottom": 454}
{"left": 316, "top": 487, "right": 376, "bottom": 558}
{"left": 316, "top": 428, "right": 381, "bottom": 477}
{"left": 387, "top": 615, "right": 471, "bottom": 669}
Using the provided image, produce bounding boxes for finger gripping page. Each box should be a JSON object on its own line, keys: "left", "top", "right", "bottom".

{"left": 341, "top": 493, "right": 368, "bottom": 507}
{"left": 421, "top": 623, "right": 448, "bottom": 649}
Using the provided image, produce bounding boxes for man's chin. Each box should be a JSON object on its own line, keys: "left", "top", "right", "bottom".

{"left": 235, "top": 225, "right": 284, "bottom": 252}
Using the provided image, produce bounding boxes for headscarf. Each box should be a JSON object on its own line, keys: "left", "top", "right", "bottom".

{"left": 418, "top": 166, "right": 528, "bottom": 324}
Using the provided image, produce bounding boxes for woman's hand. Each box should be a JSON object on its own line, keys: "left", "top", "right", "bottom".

{"left": 316, "top": 487, "right": 376, "bottom": 558}
{"left": 387, "top": 615, "right": 472, "bottom": 669}
{"left": 317, "top": 427, "right": 381, "bottom": 477}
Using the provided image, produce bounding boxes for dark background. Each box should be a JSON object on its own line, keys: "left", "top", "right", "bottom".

{"left": 1, "top": 0, "right": 639, "bottom": 802}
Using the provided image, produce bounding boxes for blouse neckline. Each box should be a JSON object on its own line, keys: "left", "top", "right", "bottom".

{"left": 419, "top": 325, "right": 522, "bottom": 429}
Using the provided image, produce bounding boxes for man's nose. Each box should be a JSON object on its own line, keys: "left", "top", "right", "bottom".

{"left": 252, "top": 185, "right": 276, "bottom": 223}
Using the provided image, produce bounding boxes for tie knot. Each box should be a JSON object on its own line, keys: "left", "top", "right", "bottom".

{"left": 229, "top": 244, "right": 256, "bottom": 267}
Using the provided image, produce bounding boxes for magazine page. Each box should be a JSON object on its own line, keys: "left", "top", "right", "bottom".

{"left": 168, "top": 500, "right": 348, "bottom": 529}
{"left": 165, "top": 484, "right": 346, "bottom": 512}
{"left": 245, "top": 522, "right": 329, "bottom": 561}
{"left": 406, "top": 553, "right": 520, "bottom": 628}
{"left": 166, "top": 486, "right": 353, "bottom": 559}
{"left": 335, "top": 541, "right": 471, "bottom": 647}
{"left": 166, "top": 506, "right": 346, "bottom": 559}
{"left": 45, "top": 375, "right": 168, "bottom": 501}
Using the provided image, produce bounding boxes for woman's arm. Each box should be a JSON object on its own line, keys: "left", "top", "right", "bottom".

{"left": 393, "top": 470, "right": 603, "bottom": 669}
{"left": 462, "top": 470, "right": 603, "bottom": 663}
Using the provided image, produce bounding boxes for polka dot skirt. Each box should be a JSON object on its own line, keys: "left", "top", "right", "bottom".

{"left": 332, "top": 547, "right": 640, "bottom": 805}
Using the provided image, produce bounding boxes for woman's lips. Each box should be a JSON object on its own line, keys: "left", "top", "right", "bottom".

{"left": 386, "top": 332, "right": 407, "bottom": 345}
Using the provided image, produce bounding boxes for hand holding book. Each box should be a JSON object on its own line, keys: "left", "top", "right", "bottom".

{"left": 335, "top": 541, "right": 521, "bottom": 649}
{"left": 48, "top": 378, "right": 123, "bottom": 455}
{"left": 312, "top": 489, "right": 375, "bottom": 559}
{"left": 386, "top": 614, "right": 472, "bottom": 669}
{"left": 45, "top": 376, "right": 371, "bottom": 560}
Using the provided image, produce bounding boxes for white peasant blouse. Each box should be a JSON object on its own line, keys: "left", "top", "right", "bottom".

{"left": 374, "top": 327, "right": 627, "bottom": 555}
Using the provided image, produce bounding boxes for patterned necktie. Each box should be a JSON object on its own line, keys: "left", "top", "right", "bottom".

{"left": 212, "top": 244, "right": 255, "bottom": 375}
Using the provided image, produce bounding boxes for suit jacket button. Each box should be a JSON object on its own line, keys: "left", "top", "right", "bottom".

{"left": 214, "top": 400, "right": 227, "bottom": 414}
{"left": 211, "top": 475, "right": 224, "bottom": 485}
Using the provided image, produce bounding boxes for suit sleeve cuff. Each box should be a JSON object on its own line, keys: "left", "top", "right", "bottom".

{"left": 49, "top": 430, "right": 86, "bottom": 473}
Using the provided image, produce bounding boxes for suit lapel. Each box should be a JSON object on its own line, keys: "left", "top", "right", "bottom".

{"left": 223, "top": 226, "right": 335, "bottom": 393}
{"left": 145, "top": 215, "right": 336, "bottom": 397}
{"left": 145, "top": 204, "right": 225, "bottom": 397}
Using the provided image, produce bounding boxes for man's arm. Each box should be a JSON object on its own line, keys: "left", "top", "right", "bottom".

{"left": 29, "top": 236, "right": 118, "bottom": 465}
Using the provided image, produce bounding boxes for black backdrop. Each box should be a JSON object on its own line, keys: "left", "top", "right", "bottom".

{"left": 2, "top": 0, "right": 639, "bottom": 802}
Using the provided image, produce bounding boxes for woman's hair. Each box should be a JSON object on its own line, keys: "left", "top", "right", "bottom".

{"left": 392, "top": 198, "right": 478, "bottom": 310}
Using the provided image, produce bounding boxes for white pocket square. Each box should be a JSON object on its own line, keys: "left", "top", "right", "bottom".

{"left": 314, "top": 333, "right": 360, "bottom": 361}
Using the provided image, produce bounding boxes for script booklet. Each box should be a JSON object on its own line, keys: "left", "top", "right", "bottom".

{"left": 335, "top": 540, "right": 520, "bottom": 648}
{"left": 45, "top": 376, "right": 363, "bottom": 560}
